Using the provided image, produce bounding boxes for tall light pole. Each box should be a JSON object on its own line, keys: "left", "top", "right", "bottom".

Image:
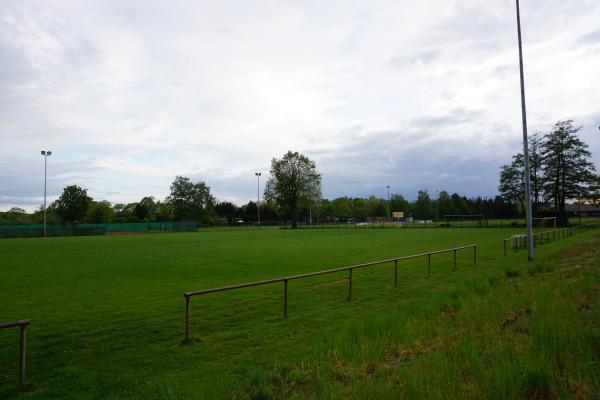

{"left": 386, "top": 185, "right": 390, "bottom": 222}
{"left": 255, "top": 172, "right": 261, "bottom": 226}
{"left": 516, "top": 0, "right": 534, "bottom": 260}
{"left": 41, "top": 150, "right": 52, "bottom": 237}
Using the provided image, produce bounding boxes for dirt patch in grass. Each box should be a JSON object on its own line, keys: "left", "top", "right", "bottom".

{"left": 553, "top": 237, "right": 600, "bottom": 260}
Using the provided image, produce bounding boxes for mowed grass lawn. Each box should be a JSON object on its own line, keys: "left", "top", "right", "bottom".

{"left": 0, "top": 227, "right": 597, "bottom": 398}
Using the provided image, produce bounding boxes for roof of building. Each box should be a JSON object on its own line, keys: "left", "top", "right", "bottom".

{"left": 565, "top": 204, "right": 600, "bottom": 212}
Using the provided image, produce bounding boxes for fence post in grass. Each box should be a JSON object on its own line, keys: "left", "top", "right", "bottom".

{"left": 503, "top": 239, "right": 506, "bottom": 256}
{"left": 283, "top": 279, "right": 288, "bottom": 317}
{"left": 394, "top": 260, "right": 398, "bottom": 287}
{"left": 184, "top": 295, "right": 190, "bottom": 343}
{"left": 427, "top": 253, "right": 431, "bottom": 278}
{"left": 453, "top": 249, "right": 457, "bottom": 270}
{"left": 473, "top": 245, "right": 477, "bottom": 265}
{"left": 19, "top": 323, "right": 27, "bottom": 385}
{"left": 348, "top": 268, "right": 353, "bottom": 300}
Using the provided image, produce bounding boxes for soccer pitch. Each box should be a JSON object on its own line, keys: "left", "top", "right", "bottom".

{"left": 0, "top": 227, "right": 597, "bottom": 398}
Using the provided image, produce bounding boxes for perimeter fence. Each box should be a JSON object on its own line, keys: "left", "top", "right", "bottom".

{"left": 503, "top": 223, "right": 599, "bottom": 255}
{"left": 0, "top": 221, "right": 198, "bottom": 239}
{"left": 182, "top": 244, "right": 477, "bottom": 343}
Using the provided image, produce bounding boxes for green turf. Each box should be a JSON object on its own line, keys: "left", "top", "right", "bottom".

{"left": 0, "top": 227, "right": 597, "bottom": 398}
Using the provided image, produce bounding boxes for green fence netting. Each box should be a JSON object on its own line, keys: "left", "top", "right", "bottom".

{"left": 0, "top": 221, "right": 198, "bottom": 238}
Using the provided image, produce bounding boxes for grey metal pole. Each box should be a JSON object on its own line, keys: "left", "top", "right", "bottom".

{"left": 386, "top": 185, "right": 390, "bottom": 223}
{"left": 19, "top": 324, "right": 27, "bottom": 385}
{"left": 436, "top": 190, "right": 439, "bottom": 225}
{"left": 516, "top": 0, "right": 534, "bottom": 260}
{"left": 184, "top": 295, "right": 190, "bottom": 343}
{"left": 44, "top": 154, "right": 47, "bottom": 237}
{"left": 255, "top": 172, "right": 261, "bottom": 226}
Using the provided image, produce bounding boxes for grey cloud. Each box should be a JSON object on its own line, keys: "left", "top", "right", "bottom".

{"left": 410, "top": 107, "right": 485, "bottom": 130}
{"left": 388, "top": 49, "right": 440, "bottom": 69}
{"left": 311, "top": 109, "right": 504, "bottom": 200}
{"left": 0, "top": 155, "right": 103, "bottom": 208}
{"left": 577, "top": 28, "right": 600, "bottom": 45}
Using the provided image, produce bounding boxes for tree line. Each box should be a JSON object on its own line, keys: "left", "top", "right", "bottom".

{"left": 498, "top": 120, "right": 599, "bottom": 226}
{"left": 1, "top": 129, "right": 597, "bottom": 226}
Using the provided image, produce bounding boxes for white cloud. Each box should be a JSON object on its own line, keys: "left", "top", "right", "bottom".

{"left": 1, "top": 0, "right": 599, "bottom": 210}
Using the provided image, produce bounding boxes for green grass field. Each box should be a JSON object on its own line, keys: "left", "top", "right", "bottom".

{"left": 1, "top": 227, "right": 598, "bottom": 399}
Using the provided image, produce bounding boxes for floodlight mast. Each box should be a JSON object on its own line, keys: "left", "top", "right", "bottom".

{"left": 41, "top": 150, "right": 52, "bottom": 237}
{"left": 255, "top": 172, "right": 261, "bottom": 226}
{"left": 516, "top": 0, "right": 534, "bottom": 260}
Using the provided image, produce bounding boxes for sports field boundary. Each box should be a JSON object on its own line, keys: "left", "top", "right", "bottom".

{"left": 182, "top": 244, "right": 477, "bottom": 343}
{"left": 503, "top": 223, "right": 599, "bottom": 255}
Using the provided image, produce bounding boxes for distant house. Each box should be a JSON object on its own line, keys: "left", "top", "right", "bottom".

{"left": 565, "top": 204, "right": 600, "bottom": 218}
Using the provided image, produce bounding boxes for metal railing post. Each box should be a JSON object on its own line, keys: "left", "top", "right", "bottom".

{"left": 394, "top": 260, "right": 398, "bottom": 287}
{"left": 184, "top": 295, "right": 190, "bottom": 343}
{"left": 453, "top": 249, "right": 457, "bottom": 270}
{"left": 283, "top": 279, "right": 288, "bottom": 317}
{"left": 427, "top": 253, "right": 431, "bottom": 278}
{"left": 20, "top": 324, "right": 27, "bottom": 385}
{"left": 0, "top": 320, "right": 30, "bottom": 386}
{"left": 348, "top": 268, "right": 353, "bottom": 300}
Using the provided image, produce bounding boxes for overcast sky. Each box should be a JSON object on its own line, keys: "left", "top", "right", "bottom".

{"left": 1, "top": 0, "right": 599, "bottom": 211}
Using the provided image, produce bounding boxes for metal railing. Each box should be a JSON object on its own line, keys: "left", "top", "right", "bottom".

{"left": 183, "top": 244, "right": 477, "bottom": 343}
{"left": 0, "top": 319, "right": 30, "bottom": 385}
{"left": 503, "top": 223, "right": 597, "bottom": 255}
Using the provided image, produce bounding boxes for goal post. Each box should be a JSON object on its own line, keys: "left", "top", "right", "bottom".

{"left": 532, "top": 217, "right": 556, "bottom": 229}
{"left": 443, "top": 214, "right": 488, "bottom": 227}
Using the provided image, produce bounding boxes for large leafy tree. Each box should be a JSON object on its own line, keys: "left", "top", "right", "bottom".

{"left": 389, "top": 194, "right": 411, "bottom": 217}
{"left": 85, "top": 200, "right": 115, "bottom": 223}
{"left": 166, "top": 176, "right": 215, "bottom": 223}
{"left": 529, "top": 132, "right": 544, "bottom": 215}
{"left": 413, "top": 190, "right": 435, "bottom": 219}
{"left": 134, "top": 196, "right": 158, "bottom": 221}
{"left": 436, "top": 190, "right": 457, "bottom": 219}
{"left": 451, "top": 193, "right": 470, "bottom": 215}
{"left": 541, "top": 120, "right": 597, "bottom": 226}
{"left": 332, "top": 197, "right": 352, "bottom": 220}
{"left": 264, "top": 151, "right": 321, "bottom": 228}
{"left": 498, "top": 154, "right": 526, "bottom": 217}
{"left": 52, "top": 185, "right": 92, "bottom": 222}
{"left": 214, "top": 201, "right": 237, "bottom": 223}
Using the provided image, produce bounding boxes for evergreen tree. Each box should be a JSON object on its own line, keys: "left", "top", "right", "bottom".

{"left": 541, "top": 120, "right": 597, "bottom": 226}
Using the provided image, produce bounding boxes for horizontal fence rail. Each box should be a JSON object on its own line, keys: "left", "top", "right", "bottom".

{"left": 503, "top": 223, "right": 598, "bottom": 255}
{"left": 0, "top": 319, "right": 30, "bottom": 385}
{"left": 183, "top": 244, "right": 477, "bottom": 343}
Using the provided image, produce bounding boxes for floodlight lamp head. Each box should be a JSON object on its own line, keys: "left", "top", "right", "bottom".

{"left": 41, "top": 151, "right": 46, "bottom": 155}
{"left": 47, "top": 151, "right": 52, "bottom": 156}
{"left": 255, "top": 172, "right": 261, "bottom": 176}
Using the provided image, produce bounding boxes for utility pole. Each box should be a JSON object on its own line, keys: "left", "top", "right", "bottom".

{"left": 516, "top": 0, "right": 534, "bottom": 260}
